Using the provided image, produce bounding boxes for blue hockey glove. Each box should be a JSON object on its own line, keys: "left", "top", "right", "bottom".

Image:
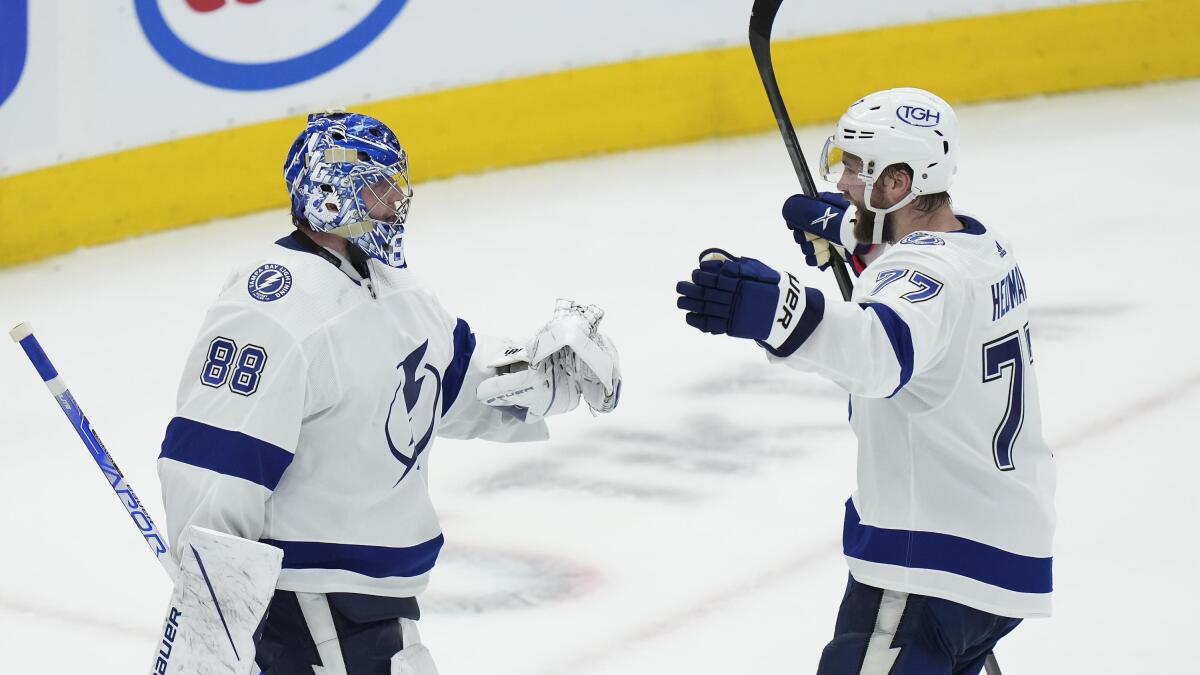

{"left": 675, "top": 248, "right": 825, "bottom": 357}
{"left": 782, "top": 192, "right": 870, "bottom": 271}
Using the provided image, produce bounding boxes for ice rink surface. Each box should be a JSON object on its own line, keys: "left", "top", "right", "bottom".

{"left": 2, "top": 80, "right": 1198, "bottom": 673}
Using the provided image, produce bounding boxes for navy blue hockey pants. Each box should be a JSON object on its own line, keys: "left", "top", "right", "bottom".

{"left": 817, "top": 574, "right": 1022, "bottom": 675}
{"left": 255, "top": 591, "right": 421, "bottom": 674}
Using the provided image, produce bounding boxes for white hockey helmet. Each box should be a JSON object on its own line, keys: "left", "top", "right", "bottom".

{"left": 819, "top": 88, "right": 959, "bottom": 243}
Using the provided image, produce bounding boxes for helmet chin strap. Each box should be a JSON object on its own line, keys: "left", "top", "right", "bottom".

{"left": 861, "top": 182, "right": 918, "bottom": 244}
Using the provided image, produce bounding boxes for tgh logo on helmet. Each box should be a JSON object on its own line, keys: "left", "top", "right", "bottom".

{"left": 896, "top": 105, "right": 942, "bottom": 127}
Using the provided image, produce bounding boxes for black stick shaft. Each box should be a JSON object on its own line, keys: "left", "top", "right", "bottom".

{"left": 749, "top": 0, "right": 854, "bottom": 301}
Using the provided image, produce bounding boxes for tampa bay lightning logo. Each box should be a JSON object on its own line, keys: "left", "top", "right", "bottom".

{"left": 899, "top": 232, "right": 946, "bottom": 246}
{"left": 385, "top": 341, "right": 442, "bottom": 486}
{"left": 247, "top": 264, "right": 293, "bottom": 301}
{"left": 134, "top": 0, "right": 410, "bottom": 91}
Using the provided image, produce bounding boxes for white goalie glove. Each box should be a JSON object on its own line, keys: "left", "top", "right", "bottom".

{"left": 477, "top": 299, "right": 621, "bottom": 421}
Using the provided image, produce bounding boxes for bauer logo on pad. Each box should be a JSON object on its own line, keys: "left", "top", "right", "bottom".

{"left": 247, "top": 264, "right": 293, "bottom": 302}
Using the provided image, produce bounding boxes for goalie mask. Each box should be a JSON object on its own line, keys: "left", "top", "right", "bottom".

{"left": 819, "top": 88, "right": 959, "bottom": 244}
{"left": 283, "top": 111, "right": 413, "bottom": 268}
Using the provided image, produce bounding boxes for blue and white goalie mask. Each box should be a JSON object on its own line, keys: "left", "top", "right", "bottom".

{"left": 283, "top": 112, "right": 414, "bottom": 267}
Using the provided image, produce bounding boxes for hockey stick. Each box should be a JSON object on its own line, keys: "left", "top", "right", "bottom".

{"left": 10, "top": 322, "right": 175, "bottom": 579}
{"left": 984, "top": 650, "right": 1001, "bottom": 674}
{"left": 749, "top": 0, "right": 854, "bottom": 303}
{"left": 749, "top": 3, "right": 1001, "bottom": 672}
{"left": 10, "top": 326, "right": 285, "bottom": 673}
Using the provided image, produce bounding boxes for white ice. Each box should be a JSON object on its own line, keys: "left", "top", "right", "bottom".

{"left": 2, "top": 81, "right": 1198, "bottom": 674}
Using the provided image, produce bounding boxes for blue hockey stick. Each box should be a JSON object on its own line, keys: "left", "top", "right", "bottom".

{"left": 10, "top": 322, "right": 175, "bottom": 578}
{"left": 10, "top": 324, "right": 281, "bottom": 673}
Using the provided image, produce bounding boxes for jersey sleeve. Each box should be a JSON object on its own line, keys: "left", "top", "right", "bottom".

{"left": 770, "top": 249, "right": 958, "bottom": 398}
{"left": 157, "top": 301, "right": 311, "bottom": 562}
{"left": 437, "top": 319, "right": 550, "bottom": 442}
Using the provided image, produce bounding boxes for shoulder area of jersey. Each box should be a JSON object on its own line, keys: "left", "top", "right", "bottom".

{"left": 894, "top": 214, "right": 987, "bottom": 248}
{"left": 890, "top": 216, "right": 1011, "bottom": 269}
{"left": 216, "top": 235, "right": 352, "bottom": 307}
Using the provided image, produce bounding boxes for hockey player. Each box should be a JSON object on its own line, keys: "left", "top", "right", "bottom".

{"left": 675, "top": 88, "right": 1053, "bottom": 674}
{"left": 154, "top": 111, "right": 620, "bottom": 674}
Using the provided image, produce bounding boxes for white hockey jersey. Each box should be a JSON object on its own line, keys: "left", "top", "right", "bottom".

{"left": 772, "top": 217, "right": 1054, "bottom": 618}
{"left": 159, "top": 231, "right": 547, "bottom": 598}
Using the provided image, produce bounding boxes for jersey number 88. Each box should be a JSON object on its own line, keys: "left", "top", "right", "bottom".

{"left": 201, "top": 337, "right": 269, "bottom": 396}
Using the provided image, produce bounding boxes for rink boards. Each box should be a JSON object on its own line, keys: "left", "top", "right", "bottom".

{"left": 0, "top": 0, "right": 1197, "bottom": 266}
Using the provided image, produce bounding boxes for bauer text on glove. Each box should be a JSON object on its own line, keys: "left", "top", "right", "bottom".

{"left": 675, "top": 248, "right": 825, "bottom": 357}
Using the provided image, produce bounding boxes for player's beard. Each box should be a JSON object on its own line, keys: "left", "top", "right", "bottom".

{"left": 849, "top": 194, "right": 896, "bottom": 244}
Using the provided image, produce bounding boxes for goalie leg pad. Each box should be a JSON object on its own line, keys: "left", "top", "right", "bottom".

{"left": 291, "top": 594, "right": 438, "bottom": 675}
{"left": 256, "top": 593, "right": 429, "bottom": 674}
{"left": 296, "top": 591, "right": 352, "bottom": 674}
{"left": 150, "top": 526, "right": 283, "bottom": 674}
{"left": 391, "top": 619, "right": 439, "bottom": 675}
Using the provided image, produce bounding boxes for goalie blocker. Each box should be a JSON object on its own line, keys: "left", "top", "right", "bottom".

{"left": 151, "top": 526, "right": 282, "bottom": 674}
{"left": 151, "top": 527, "right": 439, "bottom": 674}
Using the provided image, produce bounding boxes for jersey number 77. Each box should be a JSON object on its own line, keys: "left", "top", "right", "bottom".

{"left": 981, "top": 325, "right": 1033, "bottom": 471}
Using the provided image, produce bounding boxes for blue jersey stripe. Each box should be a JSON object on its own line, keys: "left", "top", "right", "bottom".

{"left": 160, "top": 417, "right": 294, "bottom": 490}
{"left": 842, "top": 500, "right": 1052, "bottom": 595}
{"left": 859, "top": 303, "right": 914, "bottom": 397}
{"left": 441, "top": 319, "right": 476, "bottom": 416}
{"left": 262, "top": 535, "right": 445, "bottom": 579}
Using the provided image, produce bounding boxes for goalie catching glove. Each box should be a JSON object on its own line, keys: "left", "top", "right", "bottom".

{"left": 476, "top": 299, "right": 621, "bottom": 421}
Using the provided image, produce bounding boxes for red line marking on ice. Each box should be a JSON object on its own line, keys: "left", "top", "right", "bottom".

{"left": 1052, "top": 371, "right": 1200, "bottom": 450}
{"left": 0, "top": 594, "right": 149, "bottom": 640}
{"left": 532, "top": 541, "right": 840, "bottom": 675}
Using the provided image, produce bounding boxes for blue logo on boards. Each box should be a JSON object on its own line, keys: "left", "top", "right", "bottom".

{"left": 899, "top": 232, "right": 945, "bottom": 246}
{"left": 247, "top": 264, "right": 293, "bottom": 301}
{"left": 133, "top": 0, "right": 409, "bottom": 91}
{"left": 896, "top": 104, "right": 941, "bottom": 127}
{"left": 0, "top": 0, "right": 28, "bottom": 107}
